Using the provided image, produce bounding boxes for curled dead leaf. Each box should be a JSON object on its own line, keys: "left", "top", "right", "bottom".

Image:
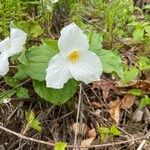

{"left": 121, "top": 94, "right": 135, "bottom": 109}
{"left": 127, "top": 80, "right": 150, "bottom": 92}
{"left": 80, "top": 137, "right": 95, "bottom": 150}
{"left": 94, "top": 109, "right": 102, "bottom": 116}
{"left": 108, "top": 99, "right": 121, "bottom": 124}
{"left": 108, "top": 94, "right": 135, "bottom": 124}
{"left": 87, "top": 128, "right": 97, "bottom": 138}
{"left": 135, "top": 80, "right": 150, "bottom": 92}
{"left": 132, "top": 108, "right": 144, "bottom": 122}
{"left": 91, "top": 102, "right": 103, "bottom": 109}
{"left": 71, "top": 123, "right": 89, "bottom": 136}
{"left": 92, "top": 79, "right": 117, "bottom": 100}
{"left": 144, "top": 108, "right": 150, "bottom": 124}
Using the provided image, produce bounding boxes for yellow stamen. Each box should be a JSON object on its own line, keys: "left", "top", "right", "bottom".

{"left": 68, "top": 50, "right": 80, "bottom": 63}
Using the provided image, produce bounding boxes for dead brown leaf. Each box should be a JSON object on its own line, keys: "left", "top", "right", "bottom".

{"left": 121, "top": 94, "right": 135, "bottom": 109}
{"left": 144, "top": 108, "right": 150, "bottom": 124}
{"left": 127, "top": 80, "right": 150, "bottom": 92}
{"left": 92, "top": 79, "right": 117, "bottom": 100}
{"left": 108, "top": 99, "right": 121, "bottom": 124}
{"left": 91, "top": 102, "right": 103, "bottom": 109}
{"left": 132, "top": 108, "right": 144, "bottom": 122}
{"left": 135, "top": 80, "right": 150, "bottom": 92}
{"left": 87, "top": 128, "right": 97, "bottom": 138}
{"left": 108, "top": 94, "right": 135, "bottom": 124}
{"left": 80, "top": 137, "right": 95, "bottom": 150}
{"left": 71, "top": 123, "right": 89, "bottom": 136}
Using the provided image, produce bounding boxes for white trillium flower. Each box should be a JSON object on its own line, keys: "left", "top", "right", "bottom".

{"left": 0, "top": 28, "right": 27, "bottom": 76}
{"left": 46, "top": 23, "right": 103, "bottom": 89}
{"left": 50, "top": 0, "right": 58, "bottom": 4}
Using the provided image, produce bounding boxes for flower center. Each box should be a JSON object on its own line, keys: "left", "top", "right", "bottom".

{"left": 7, "top": 43, "right": 11, "bottom": 49}
{"left": 68, "top": 50, "right": 80, "bottom": 63}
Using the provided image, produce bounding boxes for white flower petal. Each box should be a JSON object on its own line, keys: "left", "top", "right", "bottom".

{"left": 69, "top": 51, "right": 103, "bottom": 84}
{"left": 46, "top": 53, "right": 72, "bottom": 89}
{"left": 0, "top": 37, "right": 11, "bottom": 53}
{"left": 50, "top": 0, "right": 58, "bottom": 3}
{"left": 0, "top": 53, "right": 9, "bottom": 76}
{"left": 60, "top": 22, "right": 76, "bottom": 35}
{"left": 8, "top": 28, "right": 27, "bottom": 56}
{"left": 58, "top": 23, "right": 89, "bottom": 56}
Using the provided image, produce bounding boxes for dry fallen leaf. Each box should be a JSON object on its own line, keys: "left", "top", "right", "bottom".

{"left": 71, "top": 123, "right": 89, "bottom": 136}
{"left": 108, "top": 99, "right": 121, "bottom": 124}
{"left": 92, "top": 79, "right": 117, "bottom": 100}
{"left": 91, "top": 102, "right": 103, "bottom": 109}
{"left": 132, "top": 108, "right": 144, "bottom": 122}
{"left": 108, "top": 94, "right": 135, "bottom": 124}
{"left": 121, "top": 94, "right": 135, "bottom": 109}
{"left": 80, "top": 137, "right": 95, "bottom": 150}
{"left": 87, "top": 128, "right": 97, "bottom": 138}
{"left": 144, "top": 108, "right": 150, "bottom": 124}
{"left": 94, "top": 109, "right": 102, "bottom": 116}
{"left": 135, "top": 80, "right": 150, "bottom": 92}
{"left": 128, "top": 80, "right": 150, "bottom": 92}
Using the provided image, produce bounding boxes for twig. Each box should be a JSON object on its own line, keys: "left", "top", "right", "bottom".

{"left": 0, "top": 125, "right": 54, "bottom": 146}
{"left": 137, "top": 131, "right": 150, "bottom": 150}
{"left": 7, "top": 102, "right": 23, "bottom": 121}
{"left": 74, "top": 82, "right": 82, "bottom": 149}
{"left": 51, "top": 111, "right": 74, "bottom": 124}
{"left": 0, "top": 124, "right": 148, "bottom": 148}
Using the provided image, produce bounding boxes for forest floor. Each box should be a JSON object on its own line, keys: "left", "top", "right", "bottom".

{"left": 0, "top": 0, "right": 150, "bottom": 150}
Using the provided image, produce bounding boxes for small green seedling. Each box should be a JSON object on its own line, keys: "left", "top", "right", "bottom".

{"left": 54, "top": 141, "right": 67, "bottom": 150}
{"left": 25, "top": 111, "right": 42, "bottom": 132}
{"left": 97, "top": 124, "right": 121, "bottom": 143}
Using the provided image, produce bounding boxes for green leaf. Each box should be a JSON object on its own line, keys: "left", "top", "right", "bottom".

{"left": 42, "top": 39, "right": 59, "bottom": 52}
{"left": 133, "top": 28, "right": 144, "bottom": 41}
{"left": 93, "top": 49, "right": 124, "bottom": 79}
{"left": 128, "top": 89, "right": 143, "bottom": 96}
{"left": 138, "top": 56, "right": 150, "bottom": 71}
{"left": 97, "top": 127, "right": 110, "bottom": 143}
{"left": 21, "top": 44, "right": 58, "bottom": 81}
{"left": 30, "top": 25, "right": 43, "bottom": 38}
{"left": 140, "top": 96, "right": 150, "bottom": 108}
{"left": 123, "top": 67, "right": 139, "bottom": 84}
{"left": 26, "top": 111, "right": 42, "bottom": 132}
{"left": 24, "top": 1, "right": 41, "bottom": 5}
{"left": 16, "top": 87, "right": 29, "bottom": 98}
{"left": 26, "top": 111, "right": 35, "bottom": 123}
{"left": 110, "top": 124, "right": 121, "bottom": 136}
{"left": 4, "top": 76, "right": 19, "bottom": 87}
{"left": 29, "top": 119, "right": 42, "bottom": 132}
{"left": 0, "top": 91, "right": 15, "bottom": 104}
{"left": 128, "top": 21, "right": 140, "bottom": 26}
{"left": 33, "top": 80, "right": 78, "bottom": 105}
{"left": 143, "top": 4, "right": 150, "bottom": 9}
{"left": 89, "top": 32, "right": 103, "bottom": 51}
{"left": 134, "top": 7, "right": 143, "bottom": 13}
{"left": 54, "top": 142, "right": 67, "bottom": 150}
{"left": 144, "top": 26, "right": 150, "bottom": 35}
{"left": 0, "top": 90, "right": 16, "bottom": 100}
{"left": 18, "top": 49, "right": 27, "bottom": 65}
{"left": 14, "top": 65, "right": 27, "bottom": 80}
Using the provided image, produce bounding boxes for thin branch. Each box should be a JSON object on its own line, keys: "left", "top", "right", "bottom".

{"left": 0, "top": 125, "right": 54, "bottom": 146}
{"left": 137, "top": 131, "right": 150, "bottom": 150}
{"left": 0, "top": 124, "right": 148, "bottom": 148}
{"left": 74, "top": 82, "right": 82, "bottom": 149}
